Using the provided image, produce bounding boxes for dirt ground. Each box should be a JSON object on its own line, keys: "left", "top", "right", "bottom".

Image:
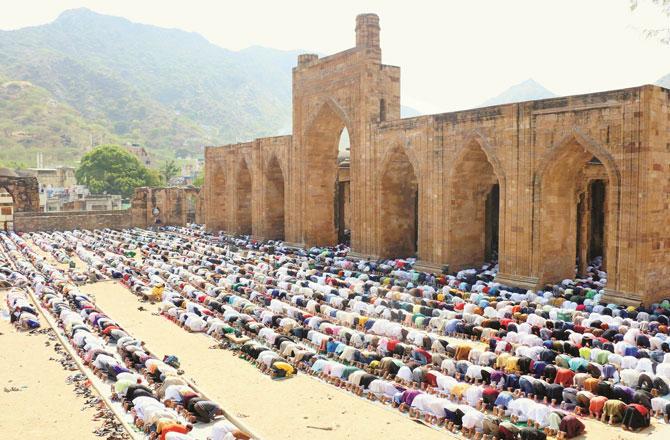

{"left": 0, "top": 297, "right": 99, "bottom": 440}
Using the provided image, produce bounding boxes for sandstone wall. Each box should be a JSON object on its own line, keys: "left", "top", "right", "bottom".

{"left": 640, "top": 87, "right": 670, "bottom": 303}
{"left": 0, "top": 176, "right": 40, "bottom": 213}
{"left": 131, "top": 186, "right": 201, "bottom": 228}
{"left": 204, "top": 136, "right": 291, "bottom": 240}
{"left": 14, "top": 210, "right": 132, "bottom": 232}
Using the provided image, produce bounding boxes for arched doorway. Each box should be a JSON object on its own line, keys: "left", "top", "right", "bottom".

{"left": 0, "top": 187, "right": 14, "bottom": 231}
{"left": 265, "top": 155, "right": 285, "bottom": 240}
{"left": 236, "top": 159, "right": 252, "bottom": 235}
{"left": 303, "top": 101, "right": 350, "bottom": 246}
{"left": 484, "top": 183, "right": 500, "bottom": 261}
{"left": 336, "top": 127, "right": 351, "bottom": 245}
{"left": 446, "top": 140, "right": 501, "bottom": 269}
{"left": 379, "top": 146, "right": 419, "bottom": 258}
{"left": 536, "top": 137, "right": 614, "bottom": 284}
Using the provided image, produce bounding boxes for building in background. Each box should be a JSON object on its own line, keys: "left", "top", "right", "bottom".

{"left": 22, "top": 166, "right": 76, "bottom": 189}
{"left": 0, "top": 168, "right": 20, "bottom": 231}
{"left": 0, "top": 187, "right": 14, "bottom": 231}
{"left": 43, "top": 185, "right": 122, "bottom": 212}
{"left": 5, "top": 156, "right": 123, "bottom": 213}
{"left": 0, "top": 168, "right": 17, "bottom": 231}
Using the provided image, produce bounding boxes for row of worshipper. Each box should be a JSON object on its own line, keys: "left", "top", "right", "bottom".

{"left": 61, "top": 227, "right": 660, "bottom": 436}
{"left": 0, "top": 231, "right": 251, "bottom": 440}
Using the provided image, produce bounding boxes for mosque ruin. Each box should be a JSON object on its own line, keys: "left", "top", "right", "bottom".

{"left": 204, "top": 13, "right": 670, "bottom": 306}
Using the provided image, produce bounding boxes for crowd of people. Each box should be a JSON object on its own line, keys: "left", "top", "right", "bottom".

{"left": 4, "top": 224, "right": 670, "bottom": 439}
{"left": 0, "top": 230, "right": 251, "bottom": 440}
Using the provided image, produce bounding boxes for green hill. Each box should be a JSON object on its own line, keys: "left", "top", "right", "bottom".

{"left": 0, "top": 75, "right": 120, "bottom": 166}
{"left": 0, "top": 8, "right": 301, "bottom": 166}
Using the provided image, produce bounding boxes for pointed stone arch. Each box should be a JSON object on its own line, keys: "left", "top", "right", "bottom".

{"left": 302, "top": 99, "right": 353, "bottom": 246}
{"left": 450, "top": 131, "right": 506, "bottom": 187}
{"left": 532, "top": 129, "right": 621, "bottom": 284}
{"left": 378, "top": 145, "right": 420, "bottom": 258}
{"left": 304, "top": 98, "right": 354, "bottom": 141}
{"left": 444, "top": 135, "right": 505, "bottom": 269}
{"left": 534, "top": 129, "right": 620, "bottom": 190}
{"left": 263, "top": 151, "right": 286, "bottom": 180}
{"left": 378, "top": 141, "right": 421, "bottom": 179}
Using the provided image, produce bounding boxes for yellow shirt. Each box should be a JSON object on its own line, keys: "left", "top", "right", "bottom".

{"left": 150, "top": 285, "right": 164, "bottom": 300}
{"left": 452, "top": 383, "right": 470, "bottom": 398}
{"left": 504, "top": 356, "right": 519, "bottom": 373}
{"left": 496, "top": 353, "right": 510, "bottom": 370}
{"left": 274, "top": 362, "right": 295, "bottom": 376}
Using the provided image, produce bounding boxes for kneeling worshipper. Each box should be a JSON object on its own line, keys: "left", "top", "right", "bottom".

{"left": 622, "top": 403, "right": 651, "bottom": 432}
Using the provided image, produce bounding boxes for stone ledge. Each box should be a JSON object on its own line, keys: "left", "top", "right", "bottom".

{"left": 494, "top": 273, "right": 540, "bottom": 290}
{"left": 602, "top": 288, "right": 643, "bottom": 307}
{"left": 413, "top": 260, "right": 445, "bottom": 274}
{"left": 282, "top": 241, "right": 305, "bottom": 250}
{"left": 347, "top": 251, "right": 380, "bottom": 261}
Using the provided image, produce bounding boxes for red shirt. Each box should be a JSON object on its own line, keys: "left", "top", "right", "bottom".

{"left": 554, "top": 368, "right": 575, "bottom": 387}
{"left": 482, "top": 387, "right": 499, "bottom": 400}
{"left": 425, "top": 371, "right": 438, "bottom": 387}
{"left": 387, "top": 340, "right": 399, "bottom": 352}
{"left": 160, "top": 425, "right": 189, "bottom": 440}
{"left": 629, "top": 403, "right": 649, "bottom": 416}
{"left": 102, "top": 325, "right": 120, "bottom": 335}
{"left": 415, "top": 348, "right": 432, "bottom": 363}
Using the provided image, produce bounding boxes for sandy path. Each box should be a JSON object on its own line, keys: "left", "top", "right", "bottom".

{"left": 0, "top": 301, "right": 99, "bottom": 439}
{"left": 83, "top": 280, "right": 451, "bottom": 440}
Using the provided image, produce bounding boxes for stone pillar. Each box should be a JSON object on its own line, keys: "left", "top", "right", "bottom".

{"left": 355, "top": 14, "right": 380, "bottom": 48}
{"left": 576, "top": 191, "right": 589, "bottom": 277}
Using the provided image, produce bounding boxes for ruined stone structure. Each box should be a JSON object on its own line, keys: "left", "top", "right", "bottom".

{"left": 204, "top": 14, "right": 670, "bottom": 305}
{"left": 0, "top": 175, "right": 40, "bottom": 213}
{"left": 132, "top": 186, "right": 203, "bottom": 228}
{"left": 10, "top": 186, "right": 200, "bottom": 233}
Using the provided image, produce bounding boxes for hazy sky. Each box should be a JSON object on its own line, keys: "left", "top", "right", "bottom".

{"left": 2, "top": 0, "right": 670, "bottom": 113}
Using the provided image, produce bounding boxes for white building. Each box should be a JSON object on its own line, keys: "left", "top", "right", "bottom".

{"left": 0, "top": 188, "right": 13, "bottom": 231}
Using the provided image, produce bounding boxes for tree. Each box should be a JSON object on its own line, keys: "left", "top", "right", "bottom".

{"left": 76, "top": 144, "right": 160, "bottom": 197}
{"left": 631, "top": 0, "right": 670, "bottom": 43}
{"left": 192, "top": 170, "right": 204, "bottom": 187}
{"left": 160, "top": 159, "right": 180, "bottom": 184}
{"left": 0, "top": 160, "right": 27, "bottom": 170}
